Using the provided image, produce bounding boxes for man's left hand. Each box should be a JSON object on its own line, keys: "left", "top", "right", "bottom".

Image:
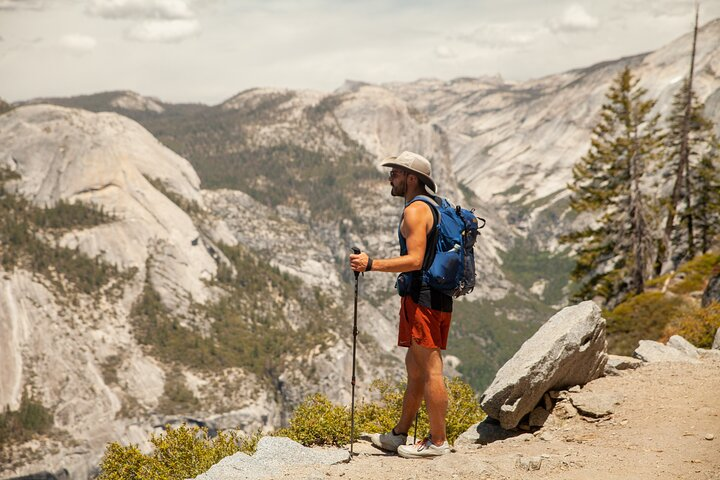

{"left": 349, "top": 252, "right": 369, "bottom": 272}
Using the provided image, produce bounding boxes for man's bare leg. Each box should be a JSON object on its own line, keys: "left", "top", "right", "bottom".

{"left": 395, "top": 341, "right": 447, "bottom": 444}
{"left": 394, "top": 346, "right": 424, "bottom": 434}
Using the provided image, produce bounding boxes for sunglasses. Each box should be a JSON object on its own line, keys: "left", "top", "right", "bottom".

{"left": 389, "top": 170, "right": 407, "bottom": 179}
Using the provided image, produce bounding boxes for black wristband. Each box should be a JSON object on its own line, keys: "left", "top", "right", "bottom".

{"left": 366, "top": 257, "right": 373, "bottom": 272}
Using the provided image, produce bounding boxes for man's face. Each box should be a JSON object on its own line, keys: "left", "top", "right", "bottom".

{"left": 389, "top": 168, "right": 408, "bottom": 197}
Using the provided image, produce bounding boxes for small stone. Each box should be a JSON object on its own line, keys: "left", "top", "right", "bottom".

{"left": 568, "top": 385, "right": 582, "bottom": 393}
{"left": 570, "top": 391, "right": 623, "bottom": 418}
{"left": 506, "top": 433, "right": 534, "bottom": 442}
{"left": 540, "top": 431, "right": 555, "bottom": 441}
{"left": 543, "top": 393, "right": 553, "bottom": 411}
{"left": 553, "top": 400, "right": 578, "bottom": 419}
{"left": 606, "top": 354, "right": 643, "bottom": 370}
{"left": 516, "top": 455, "right": 543, "bottom": 471}
{"left": 705, "top": 434, "right": 714, "bottom": 441}
{"left": 529, "top": 406, "right": 550, "bottom": 427}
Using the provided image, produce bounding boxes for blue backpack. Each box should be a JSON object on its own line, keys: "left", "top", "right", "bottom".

{"left": 413, "top": 195, "right": 485, "bottom": 297}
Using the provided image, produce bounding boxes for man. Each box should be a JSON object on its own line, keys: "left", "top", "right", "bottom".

{"left": 349, "top": 151, "right": 452, "bottom": 459}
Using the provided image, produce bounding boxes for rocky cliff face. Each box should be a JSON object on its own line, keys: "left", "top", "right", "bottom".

{"left": 1, "top": 18, "right": 719, "bottom": 479}
{"left": 0, "top": 105, "right": 397, "bottom": 478}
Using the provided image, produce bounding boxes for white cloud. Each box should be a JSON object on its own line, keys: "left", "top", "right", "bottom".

{"left": 549, "top": 4, "right": 600, "bottom": 33}
{"left": 458, "top": 23, "right": 547, "bottom": 49}
{"left": 126, "top": 19, "right": 199, "bottom": 42}
{"left": 87, "top": 0, "right": 194, "bottom": 20}
{"left": 60, "top": 33, "right": 97, "bottom": 52}
{"left": 435, "top": 45, "right": 456, "bottom": 59}
{"left": 0, "top": 0, "right": 44, "bottom": 10}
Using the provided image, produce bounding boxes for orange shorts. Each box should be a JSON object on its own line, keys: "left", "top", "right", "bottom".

{"left": 398, "top": 295, "right": 452, "bottom": 350}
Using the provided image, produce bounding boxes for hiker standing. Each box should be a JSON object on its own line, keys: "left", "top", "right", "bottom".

{"left": 349, "top": 151, "right": 452, "bottom": 458}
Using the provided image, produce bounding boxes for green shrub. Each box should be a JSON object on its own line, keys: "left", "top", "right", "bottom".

{"left": 157, "top": 374, "right": 199, "bottom": 414}
{"left": 605, "top": 291, "right": 692, "bottom": 355}
{"left": 663, "top": 303, "right": 720, "bottom": 348}
{"left": 0, "top": 392, "right": 54, "bottom": 448}
{"left": 444, "top": 377, "right": 487, "bottom": 443}
{"left": 98, "top": 424, "right": 251, "bottom": 480}
{"left": 279, "top": 393, "right": 351, "bottom": 447}
{"left": 280, "top": 378, "right": 485, "bottom": 447}
{"left": 355, "top": 379, "right": 416, "bottom": 436}
{"left": 670, "top": 252, "right": 720, "bottom": 294}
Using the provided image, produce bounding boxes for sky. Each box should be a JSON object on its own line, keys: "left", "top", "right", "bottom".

{"left": 1, "top": 0, "right": 718, "bottom": 105}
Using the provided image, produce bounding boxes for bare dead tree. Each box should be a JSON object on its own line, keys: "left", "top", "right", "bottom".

{"left": 657, "top": 4, "right": 700, "bottom": 271}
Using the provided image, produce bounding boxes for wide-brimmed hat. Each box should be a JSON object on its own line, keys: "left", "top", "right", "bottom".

{"left": 381, "top": 151, "right": 437, "bottom": 195}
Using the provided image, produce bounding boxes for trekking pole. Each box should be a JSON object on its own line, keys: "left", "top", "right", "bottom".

{"left": 413, "top": 412, "right": 419, "bottom": 444}
{"left": 349, "top": 247, "right": 361, "bottom": 457}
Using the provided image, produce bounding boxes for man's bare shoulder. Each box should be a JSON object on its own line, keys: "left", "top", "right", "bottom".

{"left": 404, "top": 199, "right": 433, "bottom": 217}
{"left": 402, "top": 200, "right": 434, "bottom": 231}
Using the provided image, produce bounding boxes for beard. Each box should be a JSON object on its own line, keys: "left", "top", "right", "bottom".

{"left": 391, "top": 178, "right": 406, "bottom": 197}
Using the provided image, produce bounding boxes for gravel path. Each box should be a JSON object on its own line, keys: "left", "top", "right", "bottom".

{"left": 283, "top": 357, "right": 720, "bottom": 480}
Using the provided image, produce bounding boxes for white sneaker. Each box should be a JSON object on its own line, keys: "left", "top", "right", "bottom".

{"left": 369, "top": 429, "right": 408, "bottom": 452}
{"left": 397, "top": 437, "right": 450, "bottom": 459}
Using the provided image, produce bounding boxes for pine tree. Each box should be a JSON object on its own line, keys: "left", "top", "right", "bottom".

{"left": 564, "top": 67, "right": 663, "bottom": 303}
{"left": 690, "top": 137, "right": 720, "bottom": 254}
{"left": 660, "top": 79, "right": 720, "bottom": 264}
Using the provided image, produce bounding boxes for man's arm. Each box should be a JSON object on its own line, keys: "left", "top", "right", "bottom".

{"left": 349, "top": 202, "right": 433, "bottom": 273}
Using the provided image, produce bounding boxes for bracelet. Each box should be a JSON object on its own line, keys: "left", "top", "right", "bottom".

{"left": 366, "top": 257, "right": 373, "bottom": 272}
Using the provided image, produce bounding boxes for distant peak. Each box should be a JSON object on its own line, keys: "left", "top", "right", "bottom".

{"left": 334, "top": 80, "right": 372, "bottom": 94}
{"left": 110, "top": 91, "right": 165, "bottom": 113}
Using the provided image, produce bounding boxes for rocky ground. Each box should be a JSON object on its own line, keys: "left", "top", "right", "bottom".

{"left": 283, "top": 357, "right": 720, "bottom": 480}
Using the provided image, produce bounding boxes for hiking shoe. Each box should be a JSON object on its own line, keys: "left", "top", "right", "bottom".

{"left": 397, "top": 438, "right": 450, "bottom": 459}
{"left": 369, "top": 429, "right": 408, "bottom": 452}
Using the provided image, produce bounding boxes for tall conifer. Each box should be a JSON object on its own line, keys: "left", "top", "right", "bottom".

{"left": 564, "top": 67, "right": 663, "bottom": 303}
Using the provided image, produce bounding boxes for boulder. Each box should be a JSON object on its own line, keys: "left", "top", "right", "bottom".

{"left": 699, "top": 348, "right": 720, "bottom": 360}
{"left": 666, "top": 335, "right": 700, "bottom": 359}
{"left": 633, "top": 340, "right": 701, "bottom": 364}
{"left": 701, "top": 272, "right": 720, "bottom": 307}
{"left": 193, "top": 436, "right": 349, "bottom": 480}
{"left": 713, "top": 328, "right": 720, "bottom": 350}
{"left": 480, "top": 301, "right": 607, "bottom": 430}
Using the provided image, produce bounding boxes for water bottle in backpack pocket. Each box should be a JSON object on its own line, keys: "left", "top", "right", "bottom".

{"left": 424, "top": 244, "right": 462, "bottom": 292}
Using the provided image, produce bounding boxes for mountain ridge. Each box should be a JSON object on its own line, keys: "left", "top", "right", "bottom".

{"left": 1, "top": 17, "right": 719, "bottom": 479}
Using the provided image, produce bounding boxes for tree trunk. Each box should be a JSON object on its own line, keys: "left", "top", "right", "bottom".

{"left": 657, "top": 6, "right": 699, "bottom": 271}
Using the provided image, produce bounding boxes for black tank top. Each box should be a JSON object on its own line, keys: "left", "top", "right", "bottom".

{"left": 398, "top": 198, "right": 453, "bottom": 313}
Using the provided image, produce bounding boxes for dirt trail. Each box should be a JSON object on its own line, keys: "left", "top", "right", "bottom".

{"left": 287, "top": 357, "right": 720, "bottom": 480}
